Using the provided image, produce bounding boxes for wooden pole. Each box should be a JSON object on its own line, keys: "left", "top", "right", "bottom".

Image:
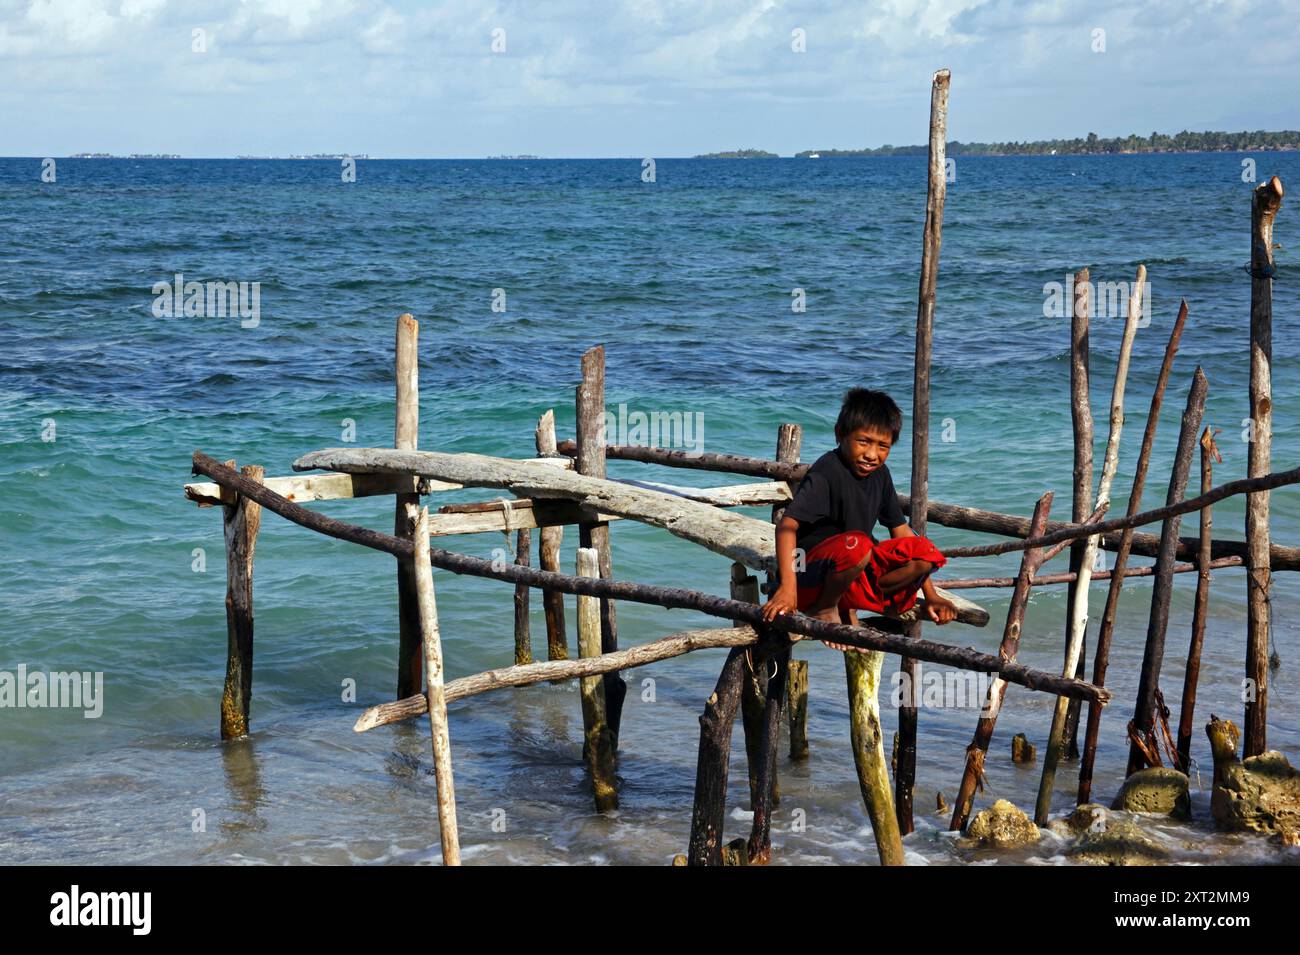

{"left": 412, "top": 507, "right": 461, "bottom": 864}
{"left": 952, "top": 492, "right": 1054, "bottom": 831}
{"left": 1126, "top": 367, "right": 1209, "bottom": 775}
{"left": 513, "top": 527, "right": 532, "bottom": 665}
{"left": 773, "top": 424, "right": 808, "bottom": 761}
{"left": 1246, "top": 175, "right": 1283, "bottom": 758}
{"left": 394, "top": 313, "right": 423, "bottom": 699}
{"left": 687, "top": 646, "right": 752, "bottom": 865}
{"left": 535, "top": 410, "right": 568, "bottom": 662}
{"left": 734, "top": 563, "right": 769, "bottom": 810}
{"left": 897, "top": 66, "right": 950, "bottom": 837}
{"left": 846, "top": 634, "right": 906, "bottom": 865}
{"left": 576, "top": 546, "right": 618, "bottom": 811}
{"left": 746, "top": 640, "right": 789, "bottom": 864}
{"left": 942, "top": 556, "right": 1241, "bottom": 590}
{"left": 575, "top": 346, "right": 627, "bottom": 745}
{"left": 220, "top": 461, "right": 263, "bottom": 740}
{"left": 554, "top": 439, "right": 1300, "bottom": 571}
{"left": 1176, "top": 427, "right": 1222, "bottom": 772}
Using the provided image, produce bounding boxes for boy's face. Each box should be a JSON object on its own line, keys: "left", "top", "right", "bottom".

{"left": 837, "top": 424, "right": 894, "bottom": 478}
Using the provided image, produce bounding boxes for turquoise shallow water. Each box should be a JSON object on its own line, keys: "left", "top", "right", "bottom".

{"left": 0, "top": 154, "right": 1297, "bottom": 864}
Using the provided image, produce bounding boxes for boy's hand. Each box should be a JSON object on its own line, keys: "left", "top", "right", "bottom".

{"left": 761, "top": 585, "right": 799, "bottom": 622}
{"left": 925, "top": 595, "right": 958, "bottom": 625}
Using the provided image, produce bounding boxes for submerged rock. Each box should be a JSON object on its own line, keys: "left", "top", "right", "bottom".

{"left": 1067, "top": 813, "right": 1168, "bottom": 866}
{"left": 1111, "top": 767, "right": 1192, "bottom": 820}
{"left": 964, "top": 799, "right": 1040, "bottom": 849}
{"left": 1207, "top": 715, "right": 1300, "bottom": 834}
{"left": 1012, "top": 733, "right": 1036, "bottom": 765}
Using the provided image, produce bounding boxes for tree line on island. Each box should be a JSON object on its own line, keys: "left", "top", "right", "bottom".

{"left": 695, "top": 129, "right": 1299, "bottom": 159}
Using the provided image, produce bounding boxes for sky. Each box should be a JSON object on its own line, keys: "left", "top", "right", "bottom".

{"left": 1, "top": 0, "right": 1298, "bottom": 157}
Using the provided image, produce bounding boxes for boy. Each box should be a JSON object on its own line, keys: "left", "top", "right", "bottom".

{"left": 761, "top": 387, "right": 956, "bottom": 647}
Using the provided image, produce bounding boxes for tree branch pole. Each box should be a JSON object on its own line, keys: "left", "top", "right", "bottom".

{"left": 1176, "top": 427, "right": 1221, "bottom": 772}
{"left": 1059, "top": 267, "right": 1095, "bottom": 761}
{"left": 1126, "top": 367, "right": 1209, "bottom": 775}
{"left": 773, "top": 424, "right": 809, "bottom": 761}
{"left": 1246, "top": 175, "right": 1283, "bottom": 757}
{"left": 575, "top": 346, "right": 627, "bottom": 745}
{"left": 687, "top": 646, "right": 753, "bottom": 865}
{"left": 577, "top": 547, "right": 618, "bottom": 811}
{"left": 558, "top": 439, "right": 1300, "bottom": 571}
{"left": 1078, "top": 297, "right": 1189, "bottom": 803}
{"left": 951, "top": 492, "right": 1054, "bottom": 832}
{"left": 220, "top": 461, "right": 262, "bottom": 740}
{"left": 394, "top": 313, "right": 423, "bottom": 699}
{"left": 513, "top": 526, "right": 532, "bottom": 665}
{"left": 846, "top": 629, "right": 906, "bottom": 865}
{"left": 898, "top": 65, "right": 950, "bottom": 837}
{"left": 191, "top": 451, "right": 1106, "bottom": 701}
{"left": 1064, "top": 266, "right": 1145, "bottom": 758}
{"left": 734, "top": 562, "right": 769, "bottom": 810}
{"left": 942, "top": 555, "right": 1241, "bottom": 590}
{"left": 535, "top": 410, "right": 568, "bottom": 662}
{"left": 412, "top": 506, "right": 460, "bottom": 865}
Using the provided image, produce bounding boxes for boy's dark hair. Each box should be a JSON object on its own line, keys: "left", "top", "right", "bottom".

{"left": 835, "top": 388, "right": 903, "bottom": 444}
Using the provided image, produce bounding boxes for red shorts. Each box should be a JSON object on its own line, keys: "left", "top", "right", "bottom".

{"left": 795, "top": 532, "right": 946, "bottom": 616}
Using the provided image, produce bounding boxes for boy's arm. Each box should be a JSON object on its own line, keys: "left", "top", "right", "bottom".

{"left": 761, "top": 516, "right": 801, "bottom": 620}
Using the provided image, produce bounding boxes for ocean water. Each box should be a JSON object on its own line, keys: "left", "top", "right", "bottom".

{"left": 0, "top": 154, "right": 1297, "bottom": 865}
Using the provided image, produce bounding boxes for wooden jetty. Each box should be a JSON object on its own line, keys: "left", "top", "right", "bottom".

{"left": 181, "top": 72, "right": 1293, "bottom": 865}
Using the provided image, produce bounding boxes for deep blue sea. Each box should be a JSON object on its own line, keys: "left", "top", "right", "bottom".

{"left": 1, "top": 154, "right": 1297, "bottom": 864}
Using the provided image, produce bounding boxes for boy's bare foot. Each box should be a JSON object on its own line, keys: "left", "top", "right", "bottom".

{"left": 812, "top": 605, "right": 865, "bottom": 653}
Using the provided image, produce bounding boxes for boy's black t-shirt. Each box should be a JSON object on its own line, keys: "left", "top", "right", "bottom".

{"left": 783, "top": 448, "right": 907, "bottom": 554}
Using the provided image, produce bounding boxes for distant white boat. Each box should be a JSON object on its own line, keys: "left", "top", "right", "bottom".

{"left": 809, "top": 152, "right": 820, "bottom": 159}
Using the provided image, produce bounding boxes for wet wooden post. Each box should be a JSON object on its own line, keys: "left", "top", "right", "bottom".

{"left": 845, "top": 628, "right": 905, "bottom": 865}
{"left": 513, "top": 527, "right": 532, "bottom": 665}
{"left": 1245, "top": 175, "right": 1283, "bottom": 758}
{"left": 412, "top": 506, "right": 461, "bottom": 865}
{"left": 687, "top": 646, "right": 750, "bottom": 865}
{"left": 746, "top": 635, "right": 789, "bottom": 864}
{"left": 897, "top": 66, "right": 950, "bottom": 836}
{"left": 1176, "top": 427, "right": 1222, "bottom": 772}
{"left": 952, "top": 493, "right": 1054, "bottom": 831}
{"left": 577, "top": 546, "right": 618, "bottom": 811}
{"left": 1078, "top": 299, "right": 1189, "bottom": 803}
{"left": 774, "top": 424, "right": 809, "bottom": 759}
{"left": 575, "top": 345, "right": 627, "bottom": 744}
{"left": 534, "top": 410, "right": 568, "bottom": 662}
{"left": 394, "top": 313, "right": 423, "bottom": 699}
{"left": 735, "top": 563, "right": 769, "bottom": 809}
{"left": 220, "top": 461, "right": 263, "bottom": 739}
{"left": 1126, "top": 367, "right": 1209, "bottom": 775}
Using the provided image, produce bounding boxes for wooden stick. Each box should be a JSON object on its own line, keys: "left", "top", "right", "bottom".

{"left": 1126, "top": 367, "right": 1209, "bottom": 776}
{"left": 412, "top": 507, "right": 460, "bottom": 865}
{"left": 774, "top": 424, "right": 808, "bottom": 761}
{"left": 220, "top": 462, "right": 262, "bottom": 740}
{"left": 897, "top": 66, "right": 950, "bottom": 837}
{"left": 394, "top": 313, "right": 423, "bottom": 699}
{"left": 513, "top": 527, "right": 532, "bottom": 665}
{"left": 552, "top": 440, "right": 1300, "bottom": 570}
{"left": 846, "top": 639, "right": 906, "bottom": 865}
{"left": 356, "top": 626, "right": 760, "bottom": 730}
{"left": 540, "top": 409, "right": 572, "bottom": 662}
{"left": 942, "top": 555, "right": 1242, "bottom": 589}
{"left": 951, "top": 493, "right": 1054, "bottom": 831}
{"left": 1177, "top": 427, "right": 1222, "bottom": 772}
{"left": 746, "top": 641, "right": 789, "bottom": 864}
{"left": 575, "top": 346, "right": 626, "bottom": 744}
{"left": 1078, "top": 297, "right": 1189, "bottom": 803}
{"left": 734, "top": 563, "right": 768, "bottom": 810}
{"left": 576, "top": 547, "right": 617, "bottom": 811}
{"left": 191, "top": 451, "right": 1110, "bottom": 702}
{"left": 687, "top": 647, "right": 751, "bottom": 865}
{"left": 1246, "top": 175, "right": 1283, "bottom": 758}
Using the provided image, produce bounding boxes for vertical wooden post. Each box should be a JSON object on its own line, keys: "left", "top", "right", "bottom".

{"left": 575, "top": 345, "right": 626, "bottom": 744}
{"left": 576, "top": 547, "right": 618, "bottom": 811}
{"left": 1245, "top": 175, "right": 1283, "bottom": 758}
{"left": 394, "top": 313, "right": 423, "bottom": 699}
{"left": 746, "top": 639, "right": 789, "bottom": 865}
{"left": 221, "top": 461, "right": 263, "bottom": 740}
{"left": 1176, "top": 427, "right": 1221, "bottom": 772}
{"left": 1078, "top": 299, "right": 1189, "bottom": 804}
{"left": 773, "top": 423, "right": 809, "bottom": 760}
{"left": 1126, "top": 367, "right": 1209, "bottom": 776}
{"left": 534, "top": 410, "right": 568, "bottom": 662}
{"left": 735, "top": 563, "right": 769, "bottom": 809}
{"left": 898, "top": 66, "right": 950, "bottom": 836}
{"left": 952, "top": 493, "right": 1054, "bottom": 831}
{"left": 845, "top": 635, "right": 906, "bottom": 865}
{"left": 687, "top": 646, "right": 750, "bottom": 865}
{"left": 412, "top": 507, "right": 461, "bottom": 865}
{"left": 513, "top": 528, "right": 532, "bottom": 665}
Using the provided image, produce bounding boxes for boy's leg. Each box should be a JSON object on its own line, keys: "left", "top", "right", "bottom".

{"left": 805, "top": 554, "right": 872, "bottom": 623}
{"left": 875, "top": 558, "right": 937, "bottom": 597}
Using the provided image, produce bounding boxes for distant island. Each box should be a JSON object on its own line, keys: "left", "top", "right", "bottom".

{"left": 487, "top": 154, "right": 542, "bottom": 160}
{"left": 70, "top": 153, "right": 182, "bottom": 159}
{"left": 694, "top": 148, "right": 778, "bottom": 159}
{"left": 794, "top": 129, "right": 1300, "bottom": 157}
